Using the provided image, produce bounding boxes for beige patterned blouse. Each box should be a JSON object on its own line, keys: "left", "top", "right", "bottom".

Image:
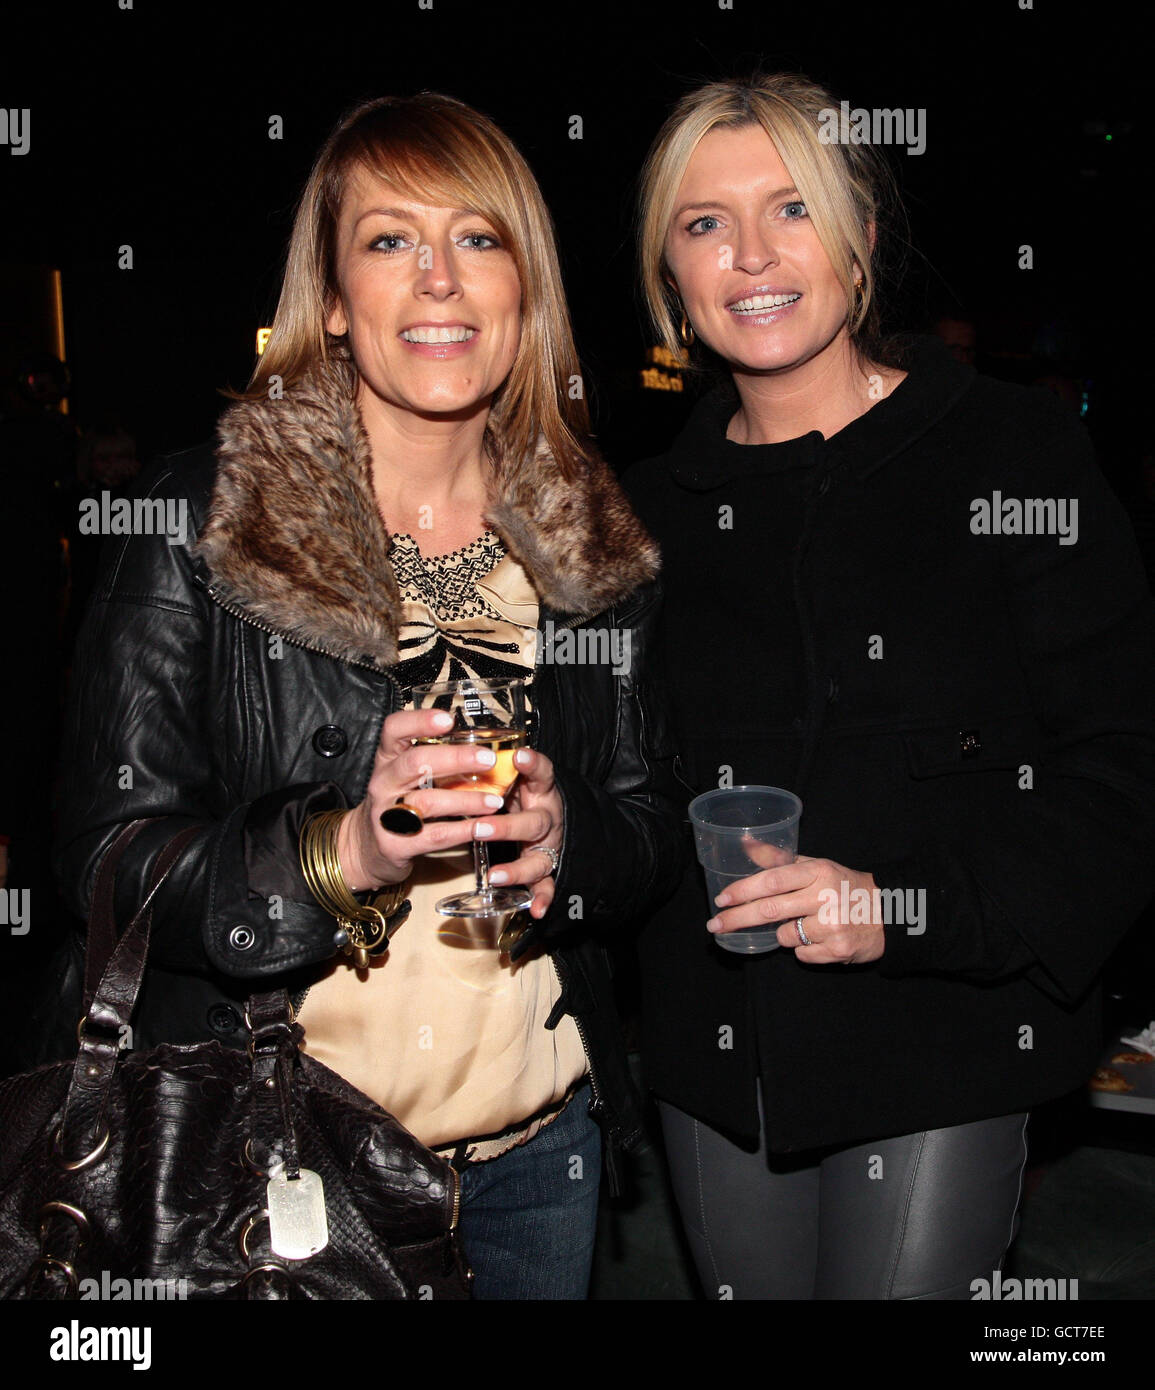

{"left": 298, "top": 530, "right": 588, "bottom": 1159}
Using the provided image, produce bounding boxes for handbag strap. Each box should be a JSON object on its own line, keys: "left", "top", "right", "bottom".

{"left": 57, "top": 820, "right": 201, "bottom": 1164}
{"left": 82, "top": 818, "right": 152, "bottom": 1010}
{"left": 247, "top": 990, "right": 304, "bottom": 1181}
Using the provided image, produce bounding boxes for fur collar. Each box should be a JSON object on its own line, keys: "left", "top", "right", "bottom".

{"left": 193, "top": 348, "right": 659, "bottom": 670}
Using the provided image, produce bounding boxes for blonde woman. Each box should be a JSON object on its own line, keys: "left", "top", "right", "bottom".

{"left": 625, "top": 73, "right": 1155, "bottom": 1299}
{"left": 52, "top": 93, "right": 683, "bottom": 1299}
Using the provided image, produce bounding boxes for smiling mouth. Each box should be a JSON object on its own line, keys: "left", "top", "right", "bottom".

{"left": 728, "top": 293, "right": 801, "bottom": 314}
{"left": 400, "top": 326, "right": 477, "bottom": 344}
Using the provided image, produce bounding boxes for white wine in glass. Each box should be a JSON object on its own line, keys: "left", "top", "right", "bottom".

{"left": 408, "top": 677, "right": 533, "bottom": 919}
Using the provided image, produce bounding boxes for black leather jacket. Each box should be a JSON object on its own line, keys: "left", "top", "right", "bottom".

{"left": 50, "top": 359, "right": 685, "bottom": 1168}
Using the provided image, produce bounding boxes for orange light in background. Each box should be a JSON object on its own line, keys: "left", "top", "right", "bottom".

{"left": 256, "top": 327, "right": 272, "bottom": 356}
{"left": 51, "top": 269, "right": 68, "bottom": 414}
{"left": 647, "top": 345, "right": 686, "bottom": 370}
{"left": 639, "top": 344, "right": 686, "bottom": 392}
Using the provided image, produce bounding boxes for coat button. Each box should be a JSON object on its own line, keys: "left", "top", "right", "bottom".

{"left": 959, "top": 729, "right": 982, "bottom": 758}
{"left": 312, "top": 724, "right": 348, "bottom": 757}
{"left": 228, "top": 925, "right": 256, "bottom": 950}
{"left": 207, "top": 1003, "right": 241, "bottom": 1034}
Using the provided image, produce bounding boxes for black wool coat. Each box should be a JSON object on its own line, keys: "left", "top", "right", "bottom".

{"left": 623, "top": 334, "right": 1155, "bottom": 1153}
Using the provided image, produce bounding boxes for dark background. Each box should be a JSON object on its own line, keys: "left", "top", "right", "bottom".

{"left": 0, "top": 0, "right": 1153, "bottom": 1328}
{"left": 3, "top": 0, "right": 1152, "bottom": 1080}
{"left": 3, "top": 4, "right": 1151, "bottom": 1033}
{"left": 1, "top": 0, "right": 1147, "bottom": 477}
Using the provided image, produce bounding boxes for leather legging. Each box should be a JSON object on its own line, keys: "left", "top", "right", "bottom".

{"left": 658, "top": 1091, "right": 1029, "bottom": 1300}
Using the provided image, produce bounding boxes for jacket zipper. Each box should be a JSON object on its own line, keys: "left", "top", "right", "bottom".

{"left": 527, "top": 609, "right": 585, "bottom": 737}
{"left": 201, "top": 581, "right": 392, "bottom": 676}
{"left": 449, "top": 1165, "right": 462, "bottom": 1232}
{"left": 549, "top": 954, "right": 604, "bottom": 1117}
{"left": 532, "top": 608, "right": 603, "bottom": 1111}
{"left": 554, "top": 954, "right": 624, "bottom": 1193}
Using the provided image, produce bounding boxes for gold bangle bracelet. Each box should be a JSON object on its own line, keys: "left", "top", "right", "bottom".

{"left": 299, "top": 812, "right": 354, "bottom": 918}
{"left": 301, "top": 812, "right": 365, "bottom": 919}
{"left": 300, "top": 811, "right": 410, "bottom": 925}
{"left": 298, "top": 810, "right": 413, "bottom": 967}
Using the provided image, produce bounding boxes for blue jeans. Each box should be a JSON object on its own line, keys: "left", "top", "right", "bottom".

{"left": 456, "top": 1083, "right": 602, "bottom": 1299}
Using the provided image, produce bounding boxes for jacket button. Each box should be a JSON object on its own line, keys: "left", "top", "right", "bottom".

{"left": 207, "top": 1003, "right": 241, "bottom": 1034}
{"left": 228, "top": 925, "right": 256, "bottom": 951}
{"left": 959, "top": 729, "right": 982, "bottom": 759}
{"left": 312, "top": 724, "right": 348, "bottom": 757}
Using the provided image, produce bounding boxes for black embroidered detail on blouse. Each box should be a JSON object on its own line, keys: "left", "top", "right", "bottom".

{"left": 389, "top": 531, "right": 535, "bottom": 699}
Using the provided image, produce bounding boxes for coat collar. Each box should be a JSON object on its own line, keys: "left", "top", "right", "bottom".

{"left": 665, "top": 334, "right": 976, "bottom": 491}
{"left": 193, "top": 347, "right": 659, "bottom": 670}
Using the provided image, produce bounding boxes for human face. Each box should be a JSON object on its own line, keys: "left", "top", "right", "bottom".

{"left": 326, "top": 166, "right": 522, "bottom": 423}
{"left": 664, "top": 125, "right": 853, "bottom": 376}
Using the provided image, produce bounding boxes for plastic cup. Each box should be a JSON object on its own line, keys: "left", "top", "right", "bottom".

{"left": 688, "top": 786, "right": 802, "bottom": 955}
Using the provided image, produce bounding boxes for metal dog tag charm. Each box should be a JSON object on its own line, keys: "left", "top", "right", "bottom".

{"left": 267, "top": 1168, "right": 329, "bottom": 1260}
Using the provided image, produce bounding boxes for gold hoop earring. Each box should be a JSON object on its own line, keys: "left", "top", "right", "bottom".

{"left": 679, "top": 313, "right": 695, "bottom": 348}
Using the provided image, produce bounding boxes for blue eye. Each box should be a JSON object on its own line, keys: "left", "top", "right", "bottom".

{"left": 686, "top": 215, "right": 722, "bottom": 236}
{"left": 370, "top": 233, "right": 408, "bottom": 253}
{"left": 782, "top": 201, "right": 808, "bottom": 219}
{"left": 461, "top": 232, "right": 500, "bottom": 250}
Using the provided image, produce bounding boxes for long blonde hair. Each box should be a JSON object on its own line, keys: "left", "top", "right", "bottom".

{"left": 638, "top": 73, "right": 903, "bottom": 369}
{"left": 244, "top": 92, "right": 592, "bottom": 483}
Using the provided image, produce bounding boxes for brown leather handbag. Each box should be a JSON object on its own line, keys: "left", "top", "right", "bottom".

{"left": 0, "top": 819, "right": 472, "bottom": 1300}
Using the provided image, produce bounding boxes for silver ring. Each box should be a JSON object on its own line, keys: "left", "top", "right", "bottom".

{"left": 526, "top": 845, "right": 560, "bottom": 875}
{"left": 795, "top": 917, "right": 812, "bottom": 947}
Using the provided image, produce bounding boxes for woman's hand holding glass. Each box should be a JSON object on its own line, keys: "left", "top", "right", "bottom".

{"left": 335, "top": 706, "right": 563, "bottom": 920}
{"left": 485, "top": 744, "right": 563, "bottom": 920}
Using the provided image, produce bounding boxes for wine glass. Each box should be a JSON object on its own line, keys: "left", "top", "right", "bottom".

{"left": 408, "top": 676, "right": 533, "bottom": 918}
